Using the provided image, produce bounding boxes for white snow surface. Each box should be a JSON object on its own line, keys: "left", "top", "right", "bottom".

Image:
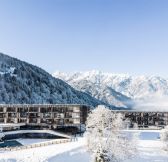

{"left": 0, "top": 67, "right": 16, "bottom": 76}
{"left": 0, "top": 138, "right": 90, "bottom": 162}
{"left": 1, "top": 131, "right": 168, "bottom": 162}
{"left": 17, "top": 138, "right": 53, "bottom": 146}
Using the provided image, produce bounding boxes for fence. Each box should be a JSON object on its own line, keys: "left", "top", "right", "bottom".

{"left": 0, "top": 138, "right": 72, "bottom": 151}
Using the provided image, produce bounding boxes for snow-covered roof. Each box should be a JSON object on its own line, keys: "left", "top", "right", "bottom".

{"left": 0, "top": 104, "right": 91, "bottom": 108}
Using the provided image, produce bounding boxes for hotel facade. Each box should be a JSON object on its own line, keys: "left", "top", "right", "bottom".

{"left": 115, "top": 110, "right": 168, "bottom": 128}
{"left": 0, "top": 104, "right": 90, "bottom": 131}
{"left": 0, "top": 104, "right": 168, "bottom": 132}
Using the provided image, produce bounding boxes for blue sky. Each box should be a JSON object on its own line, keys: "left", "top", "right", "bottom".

{"left": 0, "top": 0, "right": 168, "bottom": 76}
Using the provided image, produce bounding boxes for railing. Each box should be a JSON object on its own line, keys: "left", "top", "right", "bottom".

{"left": 127, "top": 126, "right": 163, "bottom": 130}
{"left": 0, "top": 138, "right": 72, "bottom": 151}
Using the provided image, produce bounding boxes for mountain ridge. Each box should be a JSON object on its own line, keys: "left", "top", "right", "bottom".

{"left": 54, "top": 70, "right": 168, "bottom": 109}
{"left": 0, "top": 53, "right": 106, "bottom": 107}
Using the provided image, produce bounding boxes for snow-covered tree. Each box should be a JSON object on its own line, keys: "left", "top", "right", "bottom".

{"left": 85, "top": 105, "right": 137, "bottom": 162}
{"left": 0, "top": 53, "right": 103, "bottom": 106}
{"left": 160, "top": 126, "right": 168, "bottom": 151}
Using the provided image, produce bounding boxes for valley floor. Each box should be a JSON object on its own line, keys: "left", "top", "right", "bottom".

{"left": 0, "top": 130, "right": 168, "bottom": 162}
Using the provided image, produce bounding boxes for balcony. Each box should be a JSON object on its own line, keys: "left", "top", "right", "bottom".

{"left": 54, "top": 119, "right": 64, "bottom": 125}
{"left": 54, "top": 113, "right": 64, "bottom": 119}
{"left": 19, "top": 118, "right": 27, "bottom": 123}
{"left": 8, "top": 113, "right": 17, "bottom": 118}
{"left": 29, "top": 118, "right": 38, "bottom": 123}
{"left": 73, "top": 107, "right": 80, "bottom": 113}
{"left": 43, "top": 113, "right": 52, "bottom": 118}
{"left": 73, "top": 119, "right": 80, "bottom": 124}
{"left": 0, "top": 118, "right": 4, "bottom": 123}
{"left": 20, "top": 112, "right": 27, "bottom": 118}
{"left": 7, "top": 118, "right": 17, "bottom": 123}
{"left": 72, "top": 113, "right": 80, "bottom": 118}
{"left": 64, "top": 119, "right": 74, "bottom": 125}
{"left": 29, "top": 107, "right": 38, "bottom": 112}
{"left": 29, "top": 113, "right": 38, "bottom": 118}
{"left": 40, "top": 108, "right": 52, "bottom": 113}
{"left": 18, "top": 108, "right": 28, "bottom": 113}
{"left": 0, "top": 113, "right": 5, "bottom": 118}
{"left": 7, "top": 108, "right": 16, "bottom": 112}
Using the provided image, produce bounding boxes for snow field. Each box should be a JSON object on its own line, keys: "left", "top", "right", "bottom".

{"left": 0, "top": 131, "right": 168, "bottom": 162}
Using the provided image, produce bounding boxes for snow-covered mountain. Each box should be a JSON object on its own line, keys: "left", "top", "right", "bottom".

{"left": 53, "top": 70, "right": 168, "bottom": 109}
{"left": 53, "top": 71, "right": 133, "bottom": 108}
{"left": 0, "top": 53, "right": 105, "bottom": 107}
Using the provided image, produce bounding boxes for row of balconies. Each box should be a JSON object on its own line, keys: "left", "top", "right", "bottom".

{"left": 126, "top": 112, "right": 168, "bottom": 117}
{"left": 0, "top": 107, "right": 81, "bottom": 113}
{"left": 0, "top": 112, "right": 80, "bottom": 119}
{"left": 0, "top": 117, "right": 81, "bottom": 125}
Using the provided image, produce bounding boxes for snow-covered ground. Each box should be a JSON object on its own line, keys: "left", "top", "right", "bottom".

{"left": 16, "top": 138, "right": 53, "bottom": 146}
{"left": 0, "top": 138, "right": 89, "bottom": 162}
{"left": 125, "top": 130, "right": 168, "bottom": 162}
{"left": 0, "top": 130, "right": 168, "bottom": 162}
